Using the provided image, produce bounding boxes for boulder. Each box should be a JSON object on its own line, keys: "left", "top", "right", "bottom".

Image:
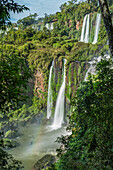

{"left": 33, "top": 154, "right": 56, "bottom": 170}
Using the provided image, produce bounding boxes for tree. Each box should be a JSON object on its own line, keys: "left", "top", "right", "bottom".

{"left": 0, "top": 0, "right": 29, "bottom": 29}
{"left": 0, "top": 48, "right": 31, "bottom": 111}
{"left": 0, "top": 148, "right": 23, "bottom": 170}
{"left": 56, "top": 58, "right": 113, "bottom": 169}
{"left": 17, "top": 13, "right": 38, "bottom": 29}
{"left": 86, "top": 0, "right": 98, "bottom": 6}
{"left": 98, "top": 0, "right": 113, "bottom": 57}
{"left": 108, "top": 0, "right": 113, "bottom": 6}
{"left": 0, "top": 1, "right": 30, "bottom": 169}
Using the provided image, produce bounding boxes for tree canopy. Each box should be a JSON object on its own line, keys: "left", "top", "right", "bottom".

{"left": 17, "top": 13, "right": 38, "bottom": 29}
{"left": 0, "top": 0, "right": 29, "bottom": 29}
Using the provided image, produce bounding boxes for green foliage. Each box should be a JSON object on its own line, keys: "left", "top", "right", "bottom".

{"left": 43, "top": 13, "right": 55, "bottom": 25}
{"left": 0, "top": 148, "right": 23, "bottom": 169}
{"left": 0, "top": 0, "right": 29, "bottom": 29}
{"left": 0, "top": 45, "right": 32, "bottom": 111}
{"left": 61, "top": 42, "right": 74, "bottom": 52}
{"left": 56, "top": 58, "right": 113, "bottom": 169}
{"left": 31, "top": 94, "right": 47, "bottom": 114}
{"left": 5, "top": 130, "right": 15, "bottom": 138}
{"left": 0, "top": 1, "right": 111, "bottom": 169}
{"left": 98, "top": 19, "right": 108, "bottom": 44}
{"left": 17, "top": 13, "right": 38, "bottom": 29}
{"left": 33, "top": 28, "right": 51, "bottom": 41}
{"left": 67, "top": 42, "right": 94, "bottom": 62}
{"left": 74, "top": 2, "right": 97, "bottom": 21}
{"left": 2, "top": 27, "right": 36, "bottom": 45}
{"left": 108, "top": 0, "right": 113, "bottom": 6}
{"left": 66, "top": 64, "right": 72, "bottom": 101}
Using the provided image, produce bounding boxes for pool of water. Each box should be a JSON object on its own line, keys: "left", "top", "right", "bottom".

{"left": 8, "top": 122, "right": 69, "bottom": 170}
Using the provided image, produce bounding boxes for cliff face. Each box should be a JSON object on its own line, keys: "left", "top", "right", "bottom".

{"left": 29, "top": 39, "right": 102, "bottom": 107}
{"left": 34, "top": 69, "right": 45, "bottom": 98}
{"left": 33, "top": 55, "right": 89, "bottom": 104}
{"left": 66, "top": 61, "right": 89, "bottom": 96}
{"left": 54, "top": 57, "right": 63, "bottom": 92}
{"left": 76, "top": 21, "right": 80, "bottom": 30}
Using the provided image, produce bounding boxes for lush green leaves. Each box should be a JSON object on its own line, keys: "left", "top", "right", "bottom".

{"left": 56, "top": 58, "right": 113, "bottom": 169}
{"left": 0, "top": 45, "right": 32, "bottom": 111}
{"left": 0, "top": 0, "right": 29, "bottom": 29}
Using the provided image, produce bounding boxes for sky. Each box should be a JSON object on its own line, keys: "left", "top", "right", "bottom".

{"left": 10, "top": 0, "right": 69, "bottom": 22}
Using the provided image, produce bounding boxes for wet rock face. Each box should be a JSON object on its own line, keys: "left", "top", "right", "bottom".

{"left": 34, "top": 57, "right": 89, "bottom": 99}
{"left": 33, "top": 154, "right": 56, "bottom": 170}
{"left": 76, "top": 21, "right": 80, "bottom": 30}
{"left": 34, "top": 69, "right": 45, "bottom": 98}
{"left": 54, "top": 58, "right": 63, "bottom": 92}
{"left": 66, "top": 61, "right": 89, "bottom": 96}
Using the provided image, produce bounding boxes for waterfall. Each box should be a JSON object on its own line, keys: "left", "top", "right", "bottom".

{"left": 92, "top": 14, "right": 101, "bottom": 44}
{"left": 52, "top": 59, "right": 66, "bottom": 129}
{"left": 84, "top": 55, "right": 110, "bottom": 81}
{"left": 80, "top": 13, "right": 101, "bottom": 44}
{"left": 80, "top": 15, "right": 87, "bottom": 42}
{"left": 84, "top": 14, "right": 90, "bottom": 43}
{"left": 45, "top": 23, "right": 49, "bottom": 29}
{"left": 47, "top": 61, "right": 54, "bottom": 119}
{"left": 84, "top": 61, "right": 95, "bottom": 81}
{"left": 50, "top": 23, "right": 53, "bottom": 30}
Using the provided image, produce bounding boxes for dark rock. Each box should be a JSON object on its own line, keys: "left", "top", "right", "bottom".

{"left": 33, "top": 154, "right": 56, "bottom": 170}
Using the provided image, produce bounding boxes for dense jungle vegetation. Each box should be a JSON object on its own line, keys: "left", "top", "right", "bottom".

{"left": 0, "top": 0, "right": 113, "bottom": 169}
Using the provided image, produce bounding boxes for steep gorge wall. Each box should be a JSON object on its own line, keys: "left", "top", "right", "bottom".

{"left": 33, "top": 55, "right": 89, "bottom": 106}
{"left": 66, "top": 61, "right": 89, "bottom": 96}
{"left": 34, "top": 69, "right": 45, "bottom": 98}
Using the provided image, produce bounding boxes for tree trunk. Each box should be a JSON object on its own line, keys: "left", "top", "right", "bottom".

{"left": 99, "top": 0, "right": 113, "bottom": 57}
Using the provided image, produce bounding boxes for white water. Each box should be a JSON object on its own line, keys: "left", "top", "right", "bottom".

{"left": 51, "top": 60, "right": 66, "bottom": 130}
{"left": 92, "top": 14, "right": 101, "bottom": 44}
{"left": 84, "top": 61, "right": 96, "bottom": 81}
{"left": 84, "top": 14, "right": 90, "bottom": 43}
{"left": 84, "top": 55, "right": 110, "bottom": 81}
{"left": 50, "top": 23, "right": 53, "bottom": 30}
{"left": 45, "top": 23, "right": 49, "bottom": 29}
{"left": 8, "top": 123, "right": 69, "bottom": 170}
{"left": 80, "top": 15, "right": 87, "bottom": 42}
{"left": 47, "top": 61, "right": 54, "bottom": 119}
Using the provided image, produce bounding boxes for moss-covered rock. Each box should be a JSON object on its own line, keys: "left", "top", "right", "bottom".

{"left": 33, "top": 154, "right": 56, "bottom": 170}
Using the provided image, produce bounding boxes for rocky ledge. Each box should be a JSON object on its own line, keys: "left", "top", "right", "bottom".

{"left": 33, "top": 154, "right": 56, "bottom": 170}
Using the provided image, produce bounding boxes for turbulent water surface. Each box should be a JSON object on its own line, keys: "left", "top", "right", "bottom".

{"left": 8, "top": 122, "right": 69, "bottom": 170}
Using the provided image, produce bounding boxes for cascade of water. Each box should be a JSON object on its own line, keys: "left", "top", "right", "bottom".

{"left": 50, "top": 23, "right": 53, "bottom": 30}
{"left": 84, "top": 61, "right": 95, "bottom": 81}
{"left": 92, "top": 14, "right": 101, "bottom": 44}
{"left": 45, "top": 23, "right": 49, "bottom": 29}
{"left": 51, "top": 59, "right": 66, "bottom": 129}
{"left": 47, "top": 61, "right": 54, "bottom": 119}
{"left": 84, "top": 55, "right": 110, "bottom": 81}
{"left": 84, "top": 14, "right": 90, "bottom": 43}
{"left": 80, "top": 15, "right": 87, "bottom": 42}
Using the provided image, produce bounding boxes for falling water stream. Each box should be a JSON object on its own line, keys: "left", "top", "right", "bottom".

{"left": 84, "top": 61, "right": 96, "bottom": 81}
{"left": 47, "top": 61, "right": 54, "bottom": 119}
{"left": 84, "top": 14, "right": 90, "bottom": 43}
{"left": 7, "top": 54, "right": 110, "bottom": 170}
{"left": 84, "top": 55, "right": 110, "bottom": 81}
{"left": 80, "top": 13, "right": 101, "bottom": 44}
{"left": 7, "top": 60, "right": 69, "bottom": 170}
{"left": 92, "top": 14, "right": 101, "bottom": 44}
{"left": 51, "top": 59, "right": 66, "bottom": 130}
{"left": 80, "top": 14, "right": 87, "bottom": 42}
